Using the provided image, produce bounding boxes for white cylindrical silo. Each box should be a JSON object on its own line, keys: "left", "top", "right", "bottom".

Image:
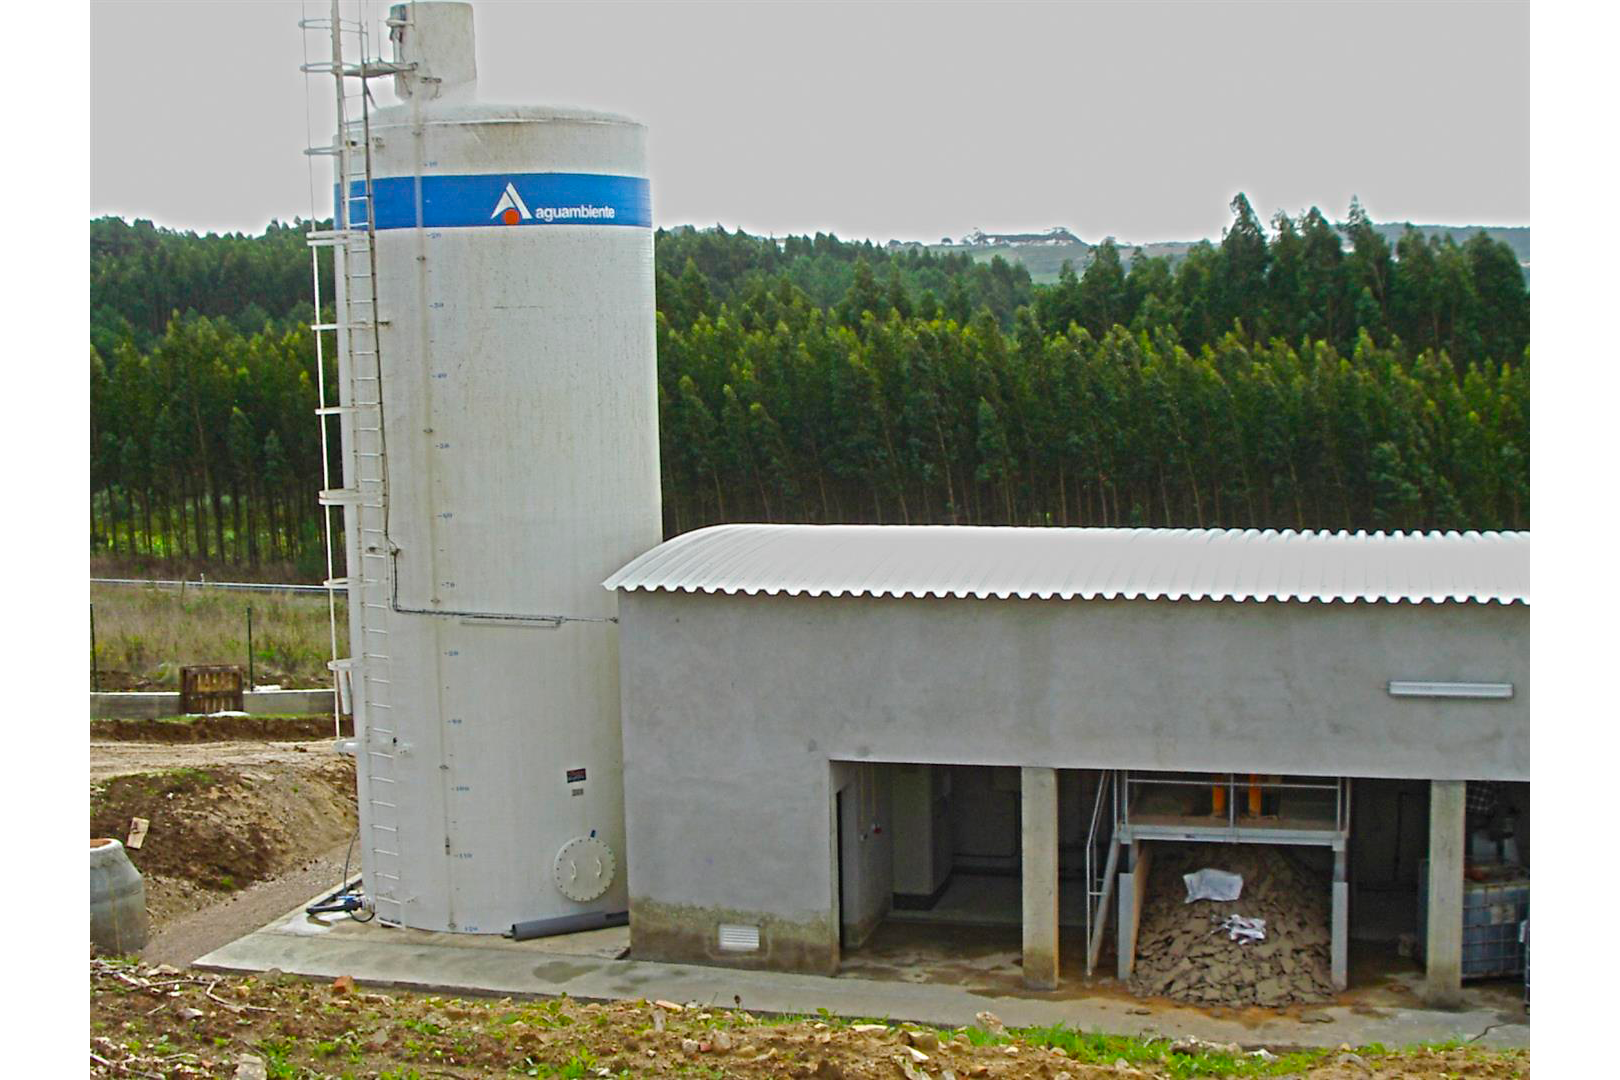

{"left": 331, "top": 1, "right": 660, "bottom": 933}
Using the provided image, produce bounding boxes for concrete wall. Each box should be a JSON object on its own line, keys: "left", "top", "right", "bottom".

{"left": 890, "top": 765, "right": 952, "bottom": 900}
{"left": 833, "top": 762, "right": 892, "bottom": 949}
{"left": 948, "top": 766, "right": 1021, "bottom": 873}
{"left": 617, "top": 590, "right": 1527, "bottom": 972}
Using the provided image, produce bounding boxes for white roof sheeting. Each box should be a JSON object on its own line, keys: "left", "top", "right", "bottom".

{"left": 603, "top": 525, "right": 1529, "bottom": 606}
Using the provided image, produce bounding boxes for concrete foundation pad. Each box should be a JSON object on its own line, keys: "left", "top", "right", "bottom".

{"left": 197, "top": 899, "right": 1527, "bottom": 1051}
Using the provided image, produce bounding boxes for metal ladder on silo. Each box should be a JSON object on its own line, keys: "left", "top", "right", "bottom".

{"left": 301, "top": 0, "right": 415, "bottom": 927}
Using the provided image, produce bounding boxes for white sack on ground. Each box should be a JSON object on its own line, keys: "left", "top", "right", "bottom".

{"left": 1220, "top": 914, "right": 1267, "bottom": 943}
{"left": 1184, "top": 867, "right": 1244, "bottom": 903}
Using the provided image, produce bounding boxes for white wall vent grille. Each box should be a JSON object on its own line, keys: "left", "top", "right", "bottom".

{"left": 717, "top": 923, "right": 761, "bottom": 952}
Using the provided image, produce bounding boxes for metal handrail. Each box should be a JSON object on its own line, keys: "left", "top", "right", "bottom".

{"left": 1119, "top": 771, "right": 1348, "bottom": 837}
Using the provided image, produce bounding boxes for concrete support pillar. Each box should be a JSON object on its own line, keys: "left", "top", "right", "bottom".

{"left": 1021, "top": 766, "right": 1059, "bottom": 990}
{"left": 1331, "top": 846, "right": 1349, "bottom": 992}
{"left": 1116, "top": 841, "right": 1152, "bottom": 981}
{"left": 1424, "top": 779, "right": 1467, "bottom": 1008}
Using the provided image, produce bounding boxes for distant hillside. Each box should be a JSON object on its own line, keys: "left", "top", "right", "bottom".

{"left": 1370, "top": 223, "right": 1528, "bottom": 265}
{"left": 929, "top": 221, "right": 1529, "bottom": 285}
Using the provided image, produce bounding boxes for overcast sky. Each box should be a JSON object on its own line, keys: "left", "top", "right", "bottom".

{"left": 89, "top": 0, "right": 1528, "bottom": 243}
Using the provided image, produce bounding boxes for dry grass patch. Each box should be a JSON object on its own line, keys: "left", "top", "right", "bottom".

{"left": 92, "top": 583, "right": 345, "bottom": 690}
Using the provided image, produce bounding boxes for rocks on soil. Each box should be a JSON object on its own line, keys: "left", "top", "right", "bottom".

{"left": 1129, "top": 843, "right": 1335, "bottom": 1008}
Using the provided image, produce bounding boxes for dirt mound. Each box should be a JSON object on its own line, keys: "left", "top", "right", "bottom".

{"left": 90, "top": 757, "right": 356, "bottom": 927}
{"left": 1130, "top": 843, "right": 1334, "bottom": 1008}
{"left": 91, "top": 714, "right": 351, "bottom": 743}
{"left": 94, "top": 669, "right": 165, "bottom": 691}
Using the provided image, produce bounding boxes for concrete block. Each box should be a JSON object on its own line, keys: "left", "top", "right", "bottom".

{"left": 90, "top": 688, "right": 335, "bottom": 720}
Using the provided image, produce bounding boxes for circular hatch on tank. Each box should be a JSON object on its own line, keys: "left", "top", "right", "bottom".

{"left": 553, "top": 837, "right": 616, "bottom": 903}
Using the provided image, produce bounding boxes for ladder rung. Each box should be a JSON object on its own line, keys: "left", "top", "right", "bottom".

{"left": 306, "top": 228, "right": 367, "bottom": 244}
{"left": 301, "top": 60, "right": 416, "bottom": 78}
{"left": 319, "top": 487, "right": 380, "bottom": 507}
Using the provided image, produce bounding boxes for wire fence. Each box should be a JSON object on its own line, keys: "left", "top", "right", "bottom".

{"left": 91, "top": 577, "right": 329, "bottom": 595}
{"left": 90, "top": 577, "right": 343, "bottom": 693}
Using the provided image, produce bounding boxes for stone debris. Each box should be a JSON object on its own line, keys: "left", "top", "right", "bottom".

{"left": 973, "top": 1011, "right": 1005, "bottom": 1035}
{"left": 1129, "top": 843, "right": 1335, "bottom": 1008}
{"left": 1169, "top": 1036, "right": 1240, "bottom": 1056}
{"left": 896, "top": 1055, "right": 930, "bottom": 1080}
{"left": 233, "top": 1053, "right": 267, "bottom": 1080}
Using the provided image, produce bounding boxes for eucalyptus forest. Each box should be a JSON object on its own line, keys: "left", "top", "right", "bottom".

{"left": 90, "top": 195, "right": 1529, "bottom": 576}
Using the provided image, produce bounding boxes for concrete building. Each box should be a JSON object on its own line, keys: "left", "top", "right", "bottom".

{"left": 605, "top": 525, "right": 1528, "bottom": 1005}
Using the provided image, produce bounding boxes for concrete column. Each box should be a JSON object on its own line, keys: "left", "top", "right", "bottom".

{"left": 1330, "top": 846, "right": 1349, "bottom": 992}
{"left": 1021, "top": 766, "right": 1059, "bottom": 990}
{"left": 1424, "top": 779, "right": 1467, "bottom": 1008}
{"left": 1116, "top": 856, "right": 1136, "bottom": 982}
{"left": 1116, "top": 841, "right": 1152, "bottom": 981}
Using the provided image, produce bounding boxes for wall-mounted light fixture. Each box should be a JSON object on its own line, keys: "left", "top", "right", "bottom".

{"left": 1387, "top": 681, "right": 1514, "bottom": 700}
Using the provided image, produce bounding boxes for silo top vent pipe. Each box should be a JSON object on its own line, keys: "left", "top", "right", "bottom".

{"left": 387, "top": 2, "right": 477, "bottom": 103}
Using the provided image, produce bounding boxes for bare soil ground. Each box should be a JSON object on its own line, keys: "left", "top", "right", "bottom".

{"left": 93, "top": 715, "right": 350, "bottom": 744}
{"left": 90, "top": 729, "right": 357, "bottom": 934}
{"left": 89, "top": 961, "right": 1529, "bottom": 1079}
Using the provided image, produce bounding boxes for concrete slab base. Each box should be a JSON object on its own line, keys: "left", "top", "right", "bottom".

{"left": 92, "top": 688, "right": 334, "bottom": 719}
{"left": 198, "top": 895, "right": 1527, "bottom": 1050}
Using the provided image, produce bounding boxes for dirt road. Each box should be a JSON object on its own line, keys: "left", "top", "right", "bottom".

{"left": 90, "top": 738, "right": 339, "bottom": 784}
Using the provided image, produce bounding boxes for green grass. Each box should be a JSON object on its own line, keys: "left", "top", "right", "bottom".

{"left": 128, "top": 767, "right": 216, "bottom": 798}
{"left": 91, "top": 582, "right": 345, "bottom": 689}
{"left": 938, "top": 1024, "right": 1500, "bottom": 1078}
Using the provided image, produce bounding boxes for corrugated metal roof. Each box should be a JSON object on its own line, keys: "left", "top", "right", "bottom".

{"left": 603, "top": 525, "right": 1529, "bottom": 605}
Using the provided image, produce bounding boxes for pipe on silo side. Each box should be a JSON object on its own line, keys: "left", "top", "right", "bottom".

{"left": 507, "top": 910, "right": 629, "bottom": 941}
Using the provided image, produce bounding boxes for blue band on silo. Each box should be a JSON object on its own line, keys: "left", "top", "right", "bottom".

{"left": 340, "top": 172, "right": 652, "bottom": 230}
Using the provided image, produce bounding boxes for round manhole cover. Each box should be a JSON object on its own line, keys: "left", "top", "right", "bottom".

{"left": 553, "top": 836, "right": 616, "bottom": 903}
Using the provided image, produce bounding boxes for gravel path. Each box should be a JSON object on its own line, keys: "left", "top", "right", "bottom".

{"left": 138, "top": 839, "right": 356, "bottom": 968}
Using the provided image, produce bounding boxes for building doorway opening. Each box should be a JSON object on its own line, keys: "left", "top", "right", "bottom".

{"left": 833, "top": 763, "right": 1101, "bottom": 989}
